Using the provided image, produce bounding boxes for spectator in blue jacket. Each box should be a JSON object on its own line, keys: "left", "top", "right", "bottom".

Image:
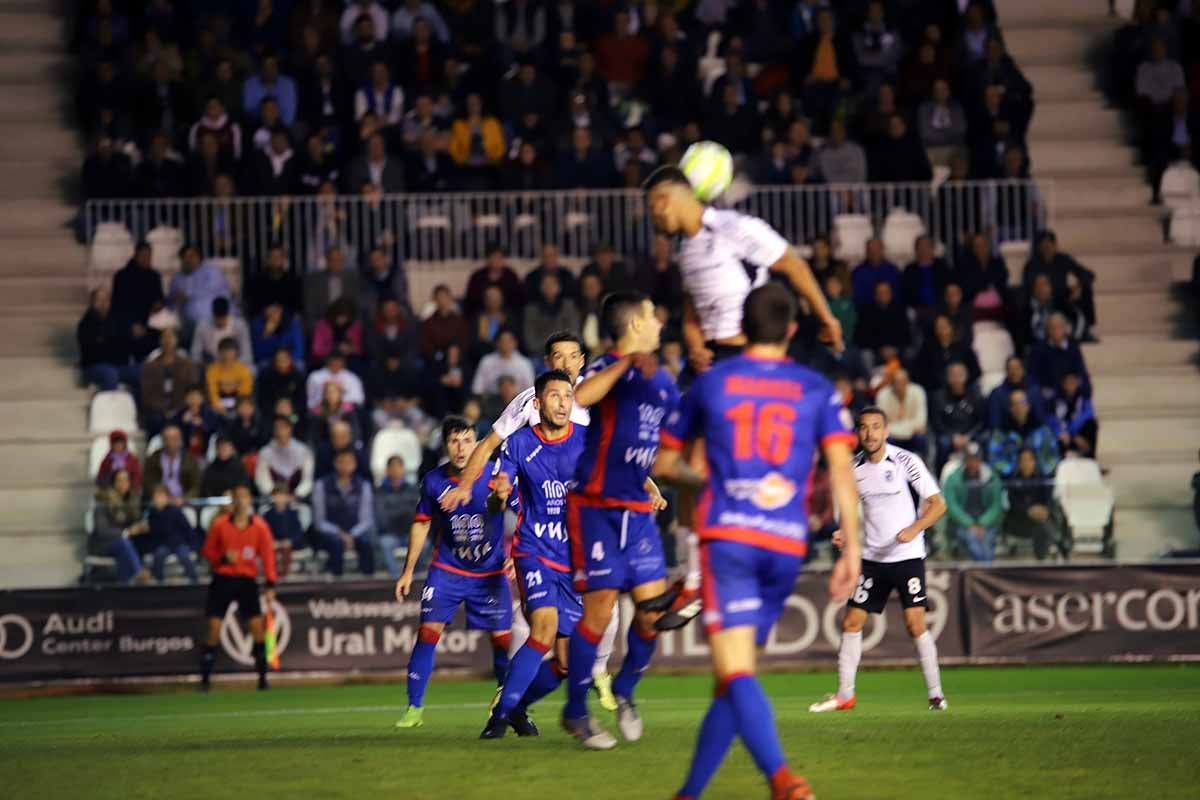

{"left": 145, "top": 483, "right": 199, "bottom": 582}
{"left": 264, "top": 482, "right": 306, "bottom": 578}
{"left": 850, "top": 238, "right": 902, "bottom": 309}
{"left": 312, "top": 448, "right": 376, "bottom": 576}
{"left": 986, "top": 388, "right": 1060, "bottom": 478}
{"left": 374, "top": 456, "right": 423, "bottom": 579}
{"left": 1048, "top": 372, "right": 1098, "bottom": 458}
{"left": 170, "top": 245, "right": 231, "bottom": 331}
{"left": 251, "top": 302, "right": 305, "bottom": 370}
{"left": 987, "top": 356, "right": 1041, "bottom": 429}
{"left": 242, "top": 54, "right": 298, "bottom": 126}
{"left": 1026, "top": 313, "right": 1090, "bottom": 405}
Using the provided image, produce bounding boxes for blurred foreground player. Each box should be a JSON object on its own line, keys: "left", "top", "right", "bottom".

{"left": 654, "top": 284, "right": 861, "bottom": 800}
{"left": 481, "top": 370, "right": 587, "bottom": 739}
{"left": 199, "top": 482, "right": 277, "bottom": 691}
{"left": 641, "top": 165, "right": 845, "bottom": 630}
{"left": 395, "top": 416, "right": 513, "bottom": 729}
{"left": 809, "top": 407, "right": 949, "bottom": 713}
{"left": 561, "top": 292, "right": 677, "bottom": 750}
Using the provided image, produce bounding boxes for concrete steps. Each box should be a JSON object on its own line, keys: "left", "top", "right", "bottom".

{"left": 0, "top": 199, "right": 77, "bottom": 238}
{"left": 1113, "top": 508, "right": 1197, "bottom": 560}
{"left": 1084, "top": 335, "right": 1197, "bottom": 371}
{"left": 0, "top": 357, "right": 85, "bottom": 399}
{"left": 1050, "top": 177, "right": 1154, "bottom": 212}
{"left": 0, "top": 486, "right": 89, "bottom": 532}
{"left": 1053, "top": 213, "right": 1163, "bottom": 250}
{"left": 0, "top": 529, "right": 84, "bottom": 588}
{"left": 1030, "top": 139, "right": 1138, "bottom": 173}
{"left": 1028, "top": 100, "right": 1124, "bottom": 140}
{"left": 0, "top": 276, "right": 87, "bottom": 309}
{"left": 1023, "top": 65, "right": 1096, "bottom": 101}
{"left": 1091, "top": 368, "right": 1200, "bottom": 415}
{"left": 1098, "top": 416, "right": 1200, "bottom": 458}
{"left": 0, "top": 399, "right": 89, "bottom": 440}
{"left": 0, "top": 441, "right": 92, "bottom": 487}
{"left": 1005, "top": 23, "right": 1104, "bottom": 66}
{"left": 1107, "top": 459, "right": 1196, "bottom": 509}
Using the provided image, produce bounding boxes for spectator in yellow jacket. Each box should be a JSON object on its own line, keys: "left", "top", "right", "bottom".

{"left": 206, "top": 337, "right": 254, "bottom": 416}
{"left": 448, "top": 92, "right": 506, "bottom": 168}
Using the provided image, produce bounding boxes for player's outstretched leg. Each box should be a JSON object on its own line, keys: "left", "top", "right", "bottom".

{"left": 398, "top": 624, "right": 441, "bottom": 728}
{"left": 484, "top": 634, "right": 552, "bottom": 739}
{"left": 905, "top": 607, "right": 946, "bottom": 710}
{"left": 562, "top": 592, "right": 618, "bottom": 750}
{"left": 592, "top": 606, "right": 620, "bottom": 712}
{"left": 810, "top": 609, "right": 865, "bottom": 713}
{"left": 673, "top": 687, "right": 736, "bottom": 799}
{"left": 610, "top": 619, "right": 658, "bottom": 741}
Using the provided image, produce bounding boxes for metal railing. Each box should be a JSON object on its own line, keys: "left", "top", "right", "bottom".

{"left": 82, "top": 179, "right": 1050, "bottom": 281}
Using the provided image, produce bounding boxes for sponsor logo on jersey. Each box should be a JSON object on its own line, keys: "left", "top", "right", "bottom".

{"left": 724, "top": 472, "right": 798, "bottom": 511}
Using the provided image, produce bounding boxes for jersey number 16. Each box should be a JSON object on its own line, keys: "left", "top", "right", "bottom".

{"left": 725, "top": 401, "right": 797, "bottom": 465}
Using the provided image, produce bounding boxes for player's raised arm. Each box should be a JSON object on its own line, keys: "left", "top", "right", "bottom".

{"left": 441, "top": 429, "right": 502, "bottom": 511}
{"left": 769, "top": 249, "right": 844, "bottom": 353}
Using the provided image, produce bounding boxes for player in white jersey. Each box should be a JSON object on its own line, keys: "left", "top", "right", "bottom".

{"left": 809, "top": 406, "right": 950, "bottom": 713}
{"left": 440, "top": 331, "right": 664, "bottom": 711}
{"left": 639, "top": 165, "right": 846, "bottom": 629}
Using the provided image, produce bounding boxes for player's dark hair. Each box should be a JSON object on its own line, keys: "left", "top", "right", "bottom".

{"left": 544, "top": 330, "right": 583, "bottom": 358}
{"left": 856, "top": 406, "right": 888, "bottom": 426}
{"left": 441, "top": 415, "right": 475, "bottom": 446}
{"left": 602, "top": 290, "right": 650, "bottom": 339}
{"left": 535, "top": 369, "right": 573, "bottom": 399}
{"left": 742, "top": 283, "right": 796, "bottom": 344}
{"left": 641, "top": 164, "right": 690, "bottom": 193}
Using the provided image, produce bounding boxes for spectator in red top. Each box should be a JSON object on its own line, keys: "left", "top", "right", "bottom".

{"left": 199, "top": 482, "right": 277, "bottom": 691}
{"left": 594, "top": 10, "right": 649, "bottom": 92}
{"left": 96, "top": 429, "right": 142, "bottom": 491}
{"left": 420, "top": 285, "right": 471, "bottom": 361}
{"left": 464, "top": 244, "right": 524, "bottom": 317}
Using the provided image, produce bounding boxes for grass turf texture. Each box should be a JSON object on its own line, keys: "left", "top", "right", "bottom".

{"left": 0, "top": 665, "right": 1198, "bottom": 799}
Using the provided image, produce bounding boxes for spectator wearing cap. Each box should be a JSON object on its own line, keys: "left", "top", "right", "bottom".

{"left": 1048, "top": 371, "right": 1098, "bottom": 458}
{"left": 256, "top": 415, "right": 315, "bottom": 498}
{"left": 1026, "top": 312, "right": 1090, "bottom": 404}
{"left": 78, "top": 286, "right": 139, "bottom": 392}
{"left": 943, "top": 442, "right": 1004, "bottom": 562}
{"left": 256, "top": 347, "right": 307, "bottom": 425}
{"left": 192, "top": 296, "right": 252, "bottom": 365}
{"left": 914, "top": 314, "right": 981, "bottom": 392}
{"left": 110, "top": 242, "right": 165, "bottom": 341}
{"left": 471, "top": 328, "right": 535, "bottom": 396}
{"left": 464, "top": 244, "right": 524, "bottom": 318}
{"left": 304, "top": 247, "right": 361, "bottom": 326}
{"left": 420, "top": 285, "right": 471, "bottom": 362}
{"left": 144, "top": 423, "right": 202, "bottom": 502}
{"left": 251, "top": 301, "right": 305, "bottom": 370}
{"left": 987, "top": 356, "right": 1042, "bottom": 430}
{"left": 901, "top": 236, "right": 953, "bottom": 322}
{"left": 242, "top": 54, "right": 297, "bottom": 126}
{"left": 850, "top": 238, "right": 901, "bottom": 310}
{"left": 930, "top": 361, "right": 986, "bottom": 470}
{"left": 201, "top": 435, "right": 250, "bottom": 497}
{"left": 1004, "top": 447, "right": 1068, "bottom": 561}
{"left": 171, "top": 245, "right": 232, "bottom": 334}
{"left": 985, "top": 388, "right": 1060, "bottom": 479}
{"left": 375, "top": 456, "right": 423, "bottom": 579}
{"left": 875, "top": 368, "right": 928, "bottom": 454}
{"left": 1023, "top": 231, "right": 1096, "bottom": 334}
{"left": 306, "top": 351, "right": 366, "bottom": 409}
{"left": 96, "top": 429, "right": 142, "bottom": 491}
{"left": 313, "top": 447, "right": 376, "bottom": 576}
{"left": 205, "top": 338, "right": 254, "bottom": 417}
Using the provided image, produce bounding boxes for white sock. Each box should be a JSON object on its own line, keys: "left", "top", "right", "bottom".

{"left": 594, "top": 602, "right": 619, "bottom": 673}
{"left": 914, "top": 631, "right": 943, "bottom": 699}
{"left": 682, "top": 529, "right": 701, "bottom": 591}
{"left": 509, "top": 602, "right": 530, "bottom": 656}
{"left": 837, "top": 631, "right": 862, "bottom": 701}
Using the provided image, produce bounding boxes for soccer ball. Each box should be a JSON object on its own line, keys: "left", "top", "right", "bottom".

{"left": 680, "top": 141, "right": 733, "bottom": 203}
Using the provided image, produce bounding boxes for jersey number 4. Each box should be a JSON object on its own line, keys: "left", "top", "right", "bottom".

{"left": 725, "top": 401, "right": 797, "bottom": 465}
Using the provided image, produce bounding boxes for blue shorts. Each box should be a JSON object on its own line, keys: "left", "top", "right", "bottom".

{"left": 420, "top": 564, "right": 514, "bottom": 631}
{"left": 568, "top": 499, "right": 667, "bottom": 593}
{"left": 700, "top": 539, "right": 804, "bottom": 646}
{"left": 514, "top": 555, "right": 582, "bottom": 638}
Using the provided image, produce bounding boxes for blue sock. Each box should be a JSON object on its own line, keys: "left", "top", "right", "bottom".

{"left": 677, "top": 694, "right": 736, "bottom": 799}
{"left": 564, "top": 622, "right": 602, "bottom": 719}
{"left": 612, "top": 623, "right": 657, "bottom": 701}
{"left": 519, "top": 659, "right": 565, "bottom": 710}
{"left": 491, "top": 632, "right": 512, "bottom": 685}
{"left": 406, "top": 626, "right": 440, "bottom": 708}
{"left": 726, "top": 674, "right": 786, "bottom": 780}
{"left": 495, "top": 638, "right": 551, "bottom": 718}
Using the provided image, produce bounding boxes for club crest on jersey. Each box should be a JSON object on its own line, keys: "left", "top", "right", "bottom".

{"left": 885, "top": 470, "right": 894, "bottom": 482}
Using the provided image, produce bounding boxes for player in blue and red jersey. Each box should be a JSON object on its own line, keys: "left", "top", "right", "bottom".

{"left": 479, "top": 369, "right": 589, "bottom": 739}
{"left": 654, "top": 283, "right": 862, "bottom": 800}
{"left": 560, "top": 291, "right": 679, "bottom": 750}
{"left": 394, "top": 416, "right": 514, "bottom": 731}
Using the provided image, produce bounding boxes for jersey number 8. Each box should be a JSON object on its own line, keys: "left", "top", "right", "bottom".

{"left": 725, "top": 401, "right": 798, "bottom": 465}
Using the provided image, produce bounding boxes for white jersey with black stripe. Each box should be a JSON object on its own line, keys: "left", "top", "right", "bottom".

{"left": 676, "top": 207, "right": 790, "bottom": 342}
{"left": 853, "top": 444, "right": 941, "bottom": 563}
{"left": 489, "top": 377, "right": 590, "bottom": 442}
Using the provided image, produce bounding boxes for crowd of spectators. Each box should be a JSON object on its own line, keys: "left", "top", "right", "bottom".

{"left": 79, "top": 0, "right": 1035, "bottom": 206}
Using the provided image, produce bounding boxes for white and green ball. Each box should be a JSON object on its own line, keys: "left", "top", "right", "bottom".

{"left": 680, "top": 140, "right": 733, "bottom": 203}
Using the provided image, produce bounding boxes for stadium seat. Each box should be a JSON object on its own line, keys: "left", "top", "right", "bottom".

{"left": 978, "top": 370, "right": 1005, "bottom": 397}
{"left": 1168, "top": 205, "right": 1200, "bottom": 246}
{"left": 1160, "top": 161, "right": 1200, "bottom": 210}
{"left": 1053, "top": 457, "right": 1115, "bottom": 556}
{"left": 973, "top": 324, "right": 1015, "bottom": 374}
{"left": 474, "top": 213, "right": 502, "bottom": 230}
{"left": 146, "top": 226, "right": 183, "bottom": 272}
{"left": 89, "top": 222, "right": 134, "bottom": 274}
{"left": 88, "top": 391, "right": 138, "bottom": 435}
{"left": 88, "top": 435, "right": 111, "bottom": 480}
{"left": 144, "top": 433, "right": 163, "bottom": 457}
{"left": 881, "top": 209, "right": 925, "bottom": 264}
{"left": 370, "top": 427, "right": 422, "bottom": 483}
{"left": 998, "top": 240, "right": 1030, "bottom": 285}
{"left": 832, "top": 214, "right": 873, "bottom": 262}
{"left": 698, "top": 30, "right": 725, "bottom": 94}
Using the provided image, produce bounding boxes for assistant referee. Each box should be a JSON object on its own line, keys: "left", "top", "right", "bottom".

{"left": 199, "top": 482, "right": 278, "bottom": 691}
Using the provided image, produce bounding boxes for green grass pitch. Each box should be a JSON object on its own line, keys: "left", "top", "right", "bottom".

{"left": 1, "top": 664, "right": 1198, "bottom": 799}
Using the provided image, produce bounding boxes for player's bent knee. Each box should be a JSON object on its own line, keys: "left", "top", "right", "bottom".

{"left": 633, "top": 609, "right": 662, "bottom": 633}
{"left": 490, "top": 631, "right": 512, "bottom": 651}
{"left": 418, "top": 624, "right": 443, "bottom": 645}
{"left": 843, "top": 609, "right": 868, "bottom": 634}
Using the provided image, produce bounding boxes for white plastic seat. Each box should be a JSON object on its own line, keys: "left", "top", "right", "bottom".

{"left": 880, "top": 210, "right": 925, "bottom": 264}
{"left": 146, "top": 225, "right": 183, "bottom": 272}
{"left": 1160, "top": 161, "right": 1200, "bottom": 210}
{"left": 370, "top": 427, "right": 422, "bottom": 483}
{"left": 1168, "top": 205, "right": 1200, "bottom": 246}
{"left": 89, "top": 222, "right": 135, "bottom": 274}
{"left": 1053, "top": 457, "right": 1115, "bottom": 555}
{"left": 88, "top": 435, "right": 111, "bottom": 480}
{"left": 998, "top": 240, "right": 1031, "bottom": 285}
{"left": 564, "top": 211, "right": 590, "bottom": 229}
{"left": 474, "top": 214, "right": 502, "bottom": 229}
{"left": 88, "top": 391, "right": 138, "bottom": 435}
{"left": 973, "top": 326, "right": 1015, "bottom": 375}
{"left": 415, "top": 214, "right": 451, "bottom": 230}
{"left": 978, "top": 370, "right": 1005, "bottom": 398}
{"left": 832, "top": 214, "right": 873, "bottom": 262}
{"left": 145, "top": 433, "right": 163, "bottom": 457}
